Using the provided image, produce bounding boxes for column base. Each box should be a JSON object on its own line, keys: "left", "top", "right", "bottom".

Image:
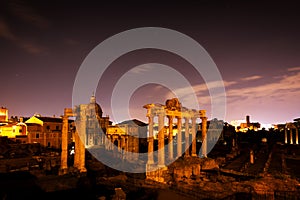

{"left": 191, "top": 153, "right": 197, "bottom": 157}
{"left": 146, "top": 165, "right": 169, "bottom": 184}
{"left": 184, "top": 154, "right": 190, "bottom": 158}
{"left": 157, "top": 164, "right": 167, "bottom": 169}
{"left": 79, "top": 167, "right": 87, "bottom": 173}
{"left": 58, "top": 168, "right": 68, "bottom": 176}
{"left": 147, "top": 160, "right": 154, "bottom": 165}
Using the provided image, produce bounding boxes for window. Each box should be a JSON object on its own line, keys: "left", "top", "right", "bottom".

{"left": 36, "top": 133, "right": 40, "bottom": 139}
{"left": 46, "top": 125, "right": 50, "bottom": 130}
{"left": 19, "top": 129, "right": 22, "bottom": 133}
{"left": 56, "top": 126, "right": 59, "bottom": 130}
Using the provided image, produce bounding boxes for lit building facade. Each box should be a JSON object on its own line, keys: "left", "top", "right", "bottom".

{"left": 24, "top": 115, "right": 74, "bottom": 149}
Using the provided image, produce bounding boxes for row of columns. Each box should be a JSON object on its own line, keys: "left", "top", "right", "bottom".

{"left": 285, "top": 125, "right": 299, "bottom": 145}
{"left": 147, "top": 110, "right": 207, "bottom": 167}
{"left": 60, "top": 107, "right": 86, "bottom": 175}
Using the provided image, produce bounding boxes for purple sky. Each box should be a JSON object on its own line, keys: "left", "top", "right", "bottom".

{"left": 0, "top": 1, "right": 299, "bottom": 125}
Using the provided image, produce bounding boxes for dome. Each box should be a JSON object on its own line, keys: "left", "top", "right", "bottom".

{"left": 88, "top": 95, "right": 103, "bottom": 118}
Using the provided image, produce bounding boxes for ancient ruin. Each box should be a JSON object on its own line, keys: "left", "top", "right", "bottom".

{"left": 144, "top": 98, "right": 207, "bottom": 182}
{"left": 285, "top": 122, "right": 299, "bottom": 144}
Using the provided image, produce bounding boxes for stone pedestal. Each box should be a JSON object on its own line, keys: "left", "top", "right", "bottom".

{"left": 146, "top": 164, "right": 169, "bottom": 183}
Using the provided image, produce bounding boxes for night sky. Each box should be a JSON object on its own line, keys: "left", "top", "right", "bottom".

{"left": 0, "top": 1, "right": 299, "bottom": 126}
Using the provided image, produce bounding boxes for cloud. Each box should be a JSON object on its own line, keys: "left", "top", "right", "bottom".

{"left": 64, "top": 38, "right": 79, "bottom": 46}
{"left": 163, "top": 68, "right": 300, "bottom": 121}
{"left": 0, "top": 18, "right": 44, "bottom": 54}
{"left": 240, "top": 75, "right": 262, "bottom": 81}
{"left": 170, "top": 80, "right": 236, "bottom": 98}
{"left": 129, "top": 64, "right": 155, "bottom": 74}
{"left": 226, "top": 72, "right": 300, "bottom": 103}
{"left": 9, "top": 1, "right": 50, "bottom": 29}
{"left": 19, "top": 41, "right": 45, "bottom": 54}
{"left": 0, "top": 19, "right": 17, "bottom": 40}
{"left": 287, "top": 66, "right": 300, "bottom": 72}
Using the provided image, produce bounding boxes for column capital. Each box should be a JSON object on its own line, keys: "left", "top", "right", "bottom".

{"left": 147, "top": 114, "right": 154, "bottom": 118}
{"left": 184, "top": 116, "right": 190, "bottom": 121}
{"left": 167, "top": 115, "right": 174, "bottom": 119}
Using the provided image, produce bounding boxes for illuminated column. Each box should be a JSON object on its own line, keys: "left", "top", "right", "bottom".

{"left": 290, "top": 129, "right": 293, "bottom": 144}
{"left": 78, "top": 109, "right": 87, "bottom": 173}
{"left": 168, "top": 115, "right": 174, "bottom": 160}
{"left": 184, "top": 117, "right": 190, "bottom": 157}
{"left": 285, "top": 128, "right": 288, "bottom": 144}
{"left": 158, "top": 113, "right": 165, "bottom": 166}
{"left": 60, "top": 114, "right": 69, "bottom": 173}
{"left": 125, "top": 135, "right": 129, "bottom": 160}
{"left": 296, "top": 128, "right": 298, "bottom": 145}
{"left": 250, "top": 149, "right": 254, "bottom": 164}
{"left": 177, "top": 117, "right": 182, "bottom": 158}
{"left": 201, "top": 117, "right": 207, "bottom": 157}
{"left": 118, "top": 137, "right": 121, "bottom": 149}
{"left": 74, "top": 129, "right": 80, "bottom": 168}
{"left": 122, "top": 136, "right": 126, "bottom": 149}
{"left": 191, "top": 117, "right": 197, "bottom": 157}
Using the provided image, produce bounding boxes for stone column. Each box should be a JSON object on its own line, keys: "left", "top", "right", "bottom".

{"left": 147, "top": 115, "right": 154, "bottom": 164}
{"left": 191, "top": 117, "right": 197, "bottom": 157}
{"left": 158, "top": 113, "right": 165, "bottom": 166}
{"left": 285, "top": 128, "right": 288, "bottom": 144}
{"left": 168, "top": 115, "right": 174, "bottom": 160}
{"left": 177, "top": 117, "right": 182, "bottom": 158}
{"left": 250, "top": 149, "right": 254, "bottom": 164}
{"left": 296, "top": 128, "right": 299, "bottom": 145}
{"left": 122, "top": 136, "right": 126, "bottom": 149}
{"left": 184, "top": 117, "right": 190, "bottom": 157}
{"left": 201, "top": 117, "right": 207, "bottom": 157}
{"left": 290, "top": 129, "right": 293, "bottom": 144}
{"left": 125, "top": 136, "right": 129, "bottom": 160}
{"left": 74, "top": 129, "right": 80, "bottom": 168}
{"left": 78, "top": 110, "right": 87, "bottom": 173}
{"left": 60, "top": 115, "right": 69, "bottom": 173}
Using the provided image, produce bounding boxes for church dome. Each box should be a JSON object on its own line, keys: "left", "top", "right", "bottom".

{"left": 88, "top": 94, "right": 103, "bottom": 118}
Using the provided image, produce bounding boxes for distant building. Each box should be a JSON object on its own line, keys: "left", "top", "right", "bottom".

{"left": 0, "top": 107, "right": 8, "bottom": 124}
{"left": 231, "top": 115, "right": 260, "bottom": 132}
{"left": 207, "top": 118, "right": 224, "bottom": 142}
{"left": 0, "top": 117, "right": 27, "bottom": 138}
{"left": 106, "top": 119, "right": 147, "bottom": 157}
{"left": 77, "top": 94, "right": 111, "bottom": 147}
{"left": 0, "top": 107, "right": 27, "bottom": 141}
{"left": 24, "top": 115, "right": 75, "bottom": 149}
